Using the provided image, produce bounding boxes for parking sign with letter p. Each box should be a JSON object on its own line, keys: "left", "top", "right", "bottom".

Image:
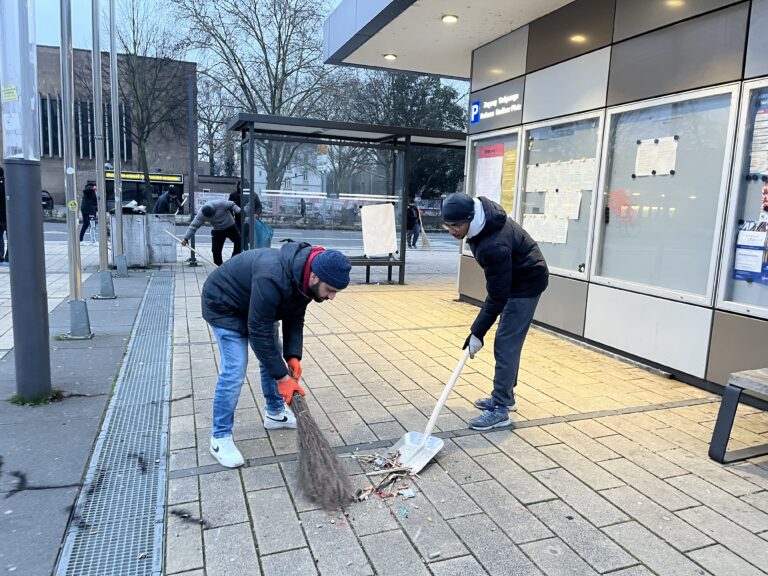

{"left": 470, "top": 101, "right": 481, "bottom": 124}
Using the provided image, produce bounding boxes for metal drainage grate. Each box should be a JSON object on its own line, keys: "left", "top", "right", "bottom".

{"left": 55, "top": 272, "right": 174, "bottom": 576}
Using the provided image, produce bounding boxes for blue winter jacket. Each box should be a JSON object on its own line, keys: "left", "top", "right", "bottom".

{"left": 201, "top": 242, "right": 313, "bottom": 380}
{"left": 466, "top": 197, "right": 549, "bottom": 339}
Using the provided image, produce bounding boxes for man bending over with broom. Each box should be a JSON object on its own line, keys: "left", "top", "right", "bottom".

{"left": 442, "top": 192, "right": 548, "bottom": 431}
{"left": 202, "top": 243, "right": 352, "bottom": 467}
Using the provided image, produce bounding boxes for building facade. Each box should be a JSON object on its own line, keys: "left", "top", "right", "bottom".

{"left": 0, "top": 45, "right": 196, "bottom": 206}
{"left": 325, "top": 0, "right": 768, "bottom": 388}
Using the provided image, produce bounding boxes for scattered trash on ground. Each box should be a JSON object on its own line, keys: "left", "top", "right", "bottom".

{"left": 348, "top": 452, "right": 420, "bottom": 503}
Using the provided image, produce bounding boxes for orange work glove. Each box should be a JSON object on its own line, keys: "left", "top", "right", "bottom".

{"left": 286, "top": 357, "right": 302, "bottom": 380}
{"left": 277, "top": 376, "right": 305, "bottom": 406}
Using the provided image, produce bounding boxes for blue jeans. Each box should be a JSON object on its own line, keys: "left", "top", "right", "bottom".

{"left": 492, "top": 295, "right": 541, "bottom": 407}
{"left": 407, "top": 223, "right": 420, "bottom": 247}
{"left": 211, "top": 324, "right": 284, "bottom": 438}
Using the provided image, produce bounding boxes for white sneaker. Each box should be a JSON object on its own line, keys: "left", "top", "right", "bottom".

{"left": 264, "top": 406, "right": 297, "bottom": 429}
{"left": 210, "top": 435, "right": 244, "bottom": 467}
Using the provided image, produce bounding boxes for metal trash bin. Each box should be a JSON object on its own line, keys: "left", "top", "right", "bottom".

{"left": 147, "top": 214, "right": 177, "bottom": 264}
{"left": 110, "top": 212, "right": 148, "bottom": 267}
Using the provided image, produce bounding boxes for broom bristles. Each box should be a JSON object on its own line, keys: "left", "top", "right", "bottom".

{"left": 291, "top": 393, "right": 353, "bottom": 511}
{"left": 420, "top": 231, "right": 431, "bottom": 249}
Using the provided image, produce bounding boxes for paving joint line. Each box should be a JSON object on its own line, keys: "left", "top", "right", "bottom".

{"left": 308, "top": 323, "right": 471, "bottom": 337}
{"left": 168, "top": 395, "right": 719, "bottom": 480}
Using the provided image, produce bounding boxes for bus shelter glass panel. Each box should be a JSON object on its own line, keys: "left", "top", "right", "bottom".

{"left": 594, "top": 91, "right": 734, "bottom": 298}
{"left": 250, "top": 140, "right": 401, "bottom": 256}
{"left": 520, "top": 116, "right": 601, "bottom": 276}
{"left": 465, "top": 131, "right": 519, "bottom": 255}
{"left": 718, "top": 84, "right": 768, "bottom": 317}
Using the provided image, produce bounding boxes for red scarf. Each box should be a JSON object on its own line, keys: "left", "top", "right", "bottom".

{"left": 302, "top": 246, "right": 326, "bottom": 293}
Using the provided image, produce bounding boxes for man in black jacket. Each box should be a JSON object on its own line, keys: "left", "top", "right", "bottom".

{"left": 202, "top": 242, "right": 351, "bottom": 467}
{"left": 442, "top": 192, "right": 548, "bottom": 430}
{"left": 153, "top": 185, "right": 182, "bottom": 214}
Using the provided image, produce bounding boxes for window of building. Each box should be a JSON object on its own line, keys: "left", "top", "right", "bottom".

{"left": 593, "top": 86, "right": 738, "bottom": 302}
{"left": 718, "top": 81, "right": 768, "bottom": 319}
{"left": 519, "top": 113, "right": 602, "bottom": 277}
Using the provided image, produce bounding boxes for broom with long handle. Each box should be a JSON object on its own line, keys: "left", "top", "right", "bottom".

{"left": 164, "top": 229, "right": 217, "bottom": 267}
{"left": 418, "top": 209, "right": 431, "bottom": 249}
{"left": 290, "top": 379, "right": 353, "bottom": 511}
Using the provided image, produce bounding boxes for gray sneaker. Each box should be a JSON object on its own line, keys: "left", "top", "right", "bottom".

{"left": 469, "top": 408, "right": 512, "bottom": 431}
{"left": 473, "top": 397, "right": 516, "bottom": 412}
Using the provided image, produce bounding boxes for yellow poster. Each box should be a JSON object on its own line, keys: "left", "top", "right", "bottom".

{"left": 501, "top": 148, "right": 517, "bottom": 214}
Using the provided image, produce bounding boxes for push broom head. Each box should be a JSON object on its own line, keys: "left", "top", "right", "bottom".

{"left": 291, "top": 393, "right": 353, "bottom": 511}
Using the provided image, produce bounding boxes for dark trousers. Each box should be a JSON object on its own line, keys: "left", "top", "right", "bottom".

{"left": 211, "top": 224, "right": 242, "bottom": 266}
{"left": 407, "top": 223, "right": 420, "bottom": 247}
{"left": 79, "top": 209, "right": 94, "bottom": 241}
{"left": 492, "top": 294, "right": 541, "bottom": 407}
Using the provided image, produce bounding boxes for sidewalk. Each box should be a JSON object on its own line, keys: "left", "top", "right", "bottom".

{"left": 165, "top": 248, "right": 768, "bottom": 576}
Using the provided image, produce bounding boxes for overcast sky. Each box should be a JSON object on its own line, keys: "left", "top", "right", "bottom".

{"left": 35, "top": 0, "right": 345, "bottom": 50}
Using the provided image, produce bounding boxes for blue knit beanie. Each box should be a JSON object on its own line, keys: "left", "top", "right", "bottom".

{"left": 442, "top": 192, "right": 475, "bottom": 223}
{"left": 311, "top": 249, "right": 351, "bottom": 290}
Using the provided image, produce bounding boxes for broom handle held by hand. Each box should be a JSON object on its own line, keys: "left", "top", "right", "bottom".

{"left": 418, "top": 348, "right": 470, "bottom": 449}
{"left": 163, "top": 229, "right": 218, "bottom": 267}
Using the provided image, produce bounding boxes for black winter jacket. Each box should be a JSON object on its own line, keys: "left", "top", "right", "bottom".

{"left": 201, "top": 242, "right": 313, "bottom": 380}
{"left": 81, "top": 187, "right": 98, "bottom": 215}
{"left": 466, "top": 197, "right": 549, "bottom": 339}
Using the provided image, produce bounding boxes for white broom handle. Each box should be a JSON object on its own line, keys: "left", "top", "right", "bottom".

{"left": 419, "top": 348, "right": 470, "bottom": 448}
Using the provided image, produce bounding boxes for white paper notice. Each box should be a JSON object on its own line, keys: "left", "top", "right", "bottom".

{"left": 735, "top": 247, "right": 764, "bottom": 273}
{"left": 361, "top": 203, "right": 397, "bottom": 256}
{"left": 475, "top": 143, "right": 504, "bottom": 203}
{"left": 523, "top": 214, "right": 569, "bottom": 244}
{"left": 545, "top": 190, "right": 582, "bottom": 219}
{"left": 635, "top": 139, "right": 657, "bottom": 177}
{"left": 526, "top": 164, "right": 540, "bottom": 192}
{"left": 655, "top": 136, "right": 678, "bottom": 175}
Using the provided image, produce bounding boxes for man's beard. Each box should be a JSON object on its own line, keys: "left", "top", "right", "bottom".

{"left": 308, "top": 282, "right": 326, "bottom": 303}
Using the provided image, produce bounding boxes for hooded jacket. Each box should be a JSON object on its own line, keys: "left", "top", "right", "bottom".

{"left": 184, "top": 199, "right": 240, "bottom": 240}
{"left": 466, "top": 197, "right": 549, "bottom": 339}
{"left": 201, "top": 242, "right": 314, "bottom": 379}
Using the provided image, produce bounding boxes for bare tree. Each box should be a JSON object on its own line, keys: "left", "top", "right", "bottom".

{"left": 198, "top": 77, "right": 235, "bottom": 176}
{"left": 172, "top": 0, "right": 333, "bottom": 191}
{"left": 117, "top": 0, "right": 190, "bottom": 206}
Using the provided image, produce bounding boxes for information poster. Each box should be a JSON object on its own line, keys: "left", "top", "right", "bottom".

{"left": 733, "top": 226, "right": 768, "bottom": 284}
{"left": 635, "top": 137, "right": 678, "bottom": 176}
{"left": 475, "top": 143, "right": 504, "bottom": 203}
{"left": 545, "top": 190, "right": 582, "bottom": 219}
{"left": 501, "top": 148, "right": 517, "bottom": 213}
{"left": 522, "top": 214, "right": 569, "bottom": 244}
{"left": 749, "top": 94, "right": 768, "bottom": 174}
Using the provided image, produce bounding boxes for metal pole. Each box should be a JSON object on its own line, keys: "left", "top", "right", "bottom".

{"left": 92, "top": 0, "right": 116, "bottom": 298}
{"left": 109, "top": 0, "right": 127, "bottom": 276}
{"left": 0, "top": 0, "right": 52, "bottom": 400}
{"left": 400, "top": 138, "right": 410, "bottom": 285}
{"left": 60, "top": 0, "right": 93, "bottom": 338}
{"left": 187, "top": 72, "right": 198, "bottom": 266}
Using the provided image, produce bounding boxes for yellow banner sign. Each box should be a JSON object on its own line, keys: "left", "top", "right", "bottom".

{"left": 105, "top": 171, "right": 183, "bottom": 184}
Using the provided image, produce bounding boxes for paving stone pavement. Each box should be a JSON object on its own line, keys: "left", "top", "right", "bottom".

{"left": 166, "top": 255, "right": 768, "bottom": 576}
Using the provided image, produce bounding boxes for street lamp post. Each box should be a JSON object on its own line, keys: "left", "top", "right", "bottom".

{"left": 60, "top": 0, "right": 93, "bottom": 338}
{"left": 92, "top": 0, "right": 116, "bottom": 298}
{"left": 0, "top": 0, "right": 52, "bottom": 399}
{"left": 109, "top": 0, "right": 128, "bottom": 276}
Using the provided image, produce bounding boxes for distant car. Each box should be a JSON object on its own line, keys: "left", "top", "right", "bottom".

{"left": 42, "top": 190, "right": 54, "bottom": 212}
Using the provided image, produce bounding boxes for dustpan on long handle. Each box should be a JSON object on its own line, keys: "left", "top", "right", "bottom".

{"left": 390, "top": 348, "right": 470, "bottom": 475}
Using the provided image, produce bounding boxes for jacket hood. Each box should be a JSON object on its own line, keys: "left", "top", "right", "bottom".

{"left": 478, "top": 197, "right": 507, "bottom": 236}
{"left": 279, "top": 242, "right": 313, "bottom": 294}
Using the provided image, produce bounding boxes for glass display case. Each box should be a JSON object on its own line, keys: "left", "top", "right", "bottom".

{"left": 592, "top": 85, "right": 739, "bottom": 303}
{"left": 464, "top": 128, "right": 521, "bottom": 255}
{"left": 717, "top": 79, "right": 768, "bottom": 319}
{"left": 518, "top": 113, "right": 603, "bottom": 277}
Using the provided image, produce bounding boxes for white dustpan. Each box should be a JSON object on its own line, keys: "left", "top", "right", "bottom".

{"left": 389, "top": 349, "right": 470, "bottom": 475}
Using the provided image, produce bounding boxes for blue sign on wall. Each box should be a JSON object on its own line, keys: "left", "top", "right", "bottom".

{"left": 470, "top": 101, "right": 481, "bottom": 124}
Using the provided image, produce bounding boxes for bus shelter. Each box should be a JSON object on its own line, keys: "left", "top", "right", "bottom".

{"left": 229, "top": 114, "right": 465, "bottom": 284}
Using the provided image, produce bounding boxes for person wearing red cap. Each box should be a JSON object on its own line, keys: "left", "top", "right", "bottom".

{"left": 201, "top": 242, "right": 351, "bottom": 467}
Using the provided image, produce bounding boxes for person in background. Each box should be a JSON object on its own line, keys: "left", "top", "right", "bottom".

{"left": 229, "top": 181, "right": 242, "bottom": 232}
{"left": 442, "top": 192, "right": 549, "bottom": 431}
{"left": 202, "top": 244, "right": 352, "bottom": 467}
{"left": 406, "top": 202, "right": 421, "bottom": 248}
{"left": 181, "top": 198, "right": 242, "bottom": 265}
{"left": 0, "top": 167, "right": 7, "bottom": 266}
{"left": 153, "top": 185, "right": 182, "bottom": 214}
{"left": 79, "top": 182, "right": 98, "bottom": 242}
{"left": 300, "top": 198, "right": 307, "bottom": 224}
